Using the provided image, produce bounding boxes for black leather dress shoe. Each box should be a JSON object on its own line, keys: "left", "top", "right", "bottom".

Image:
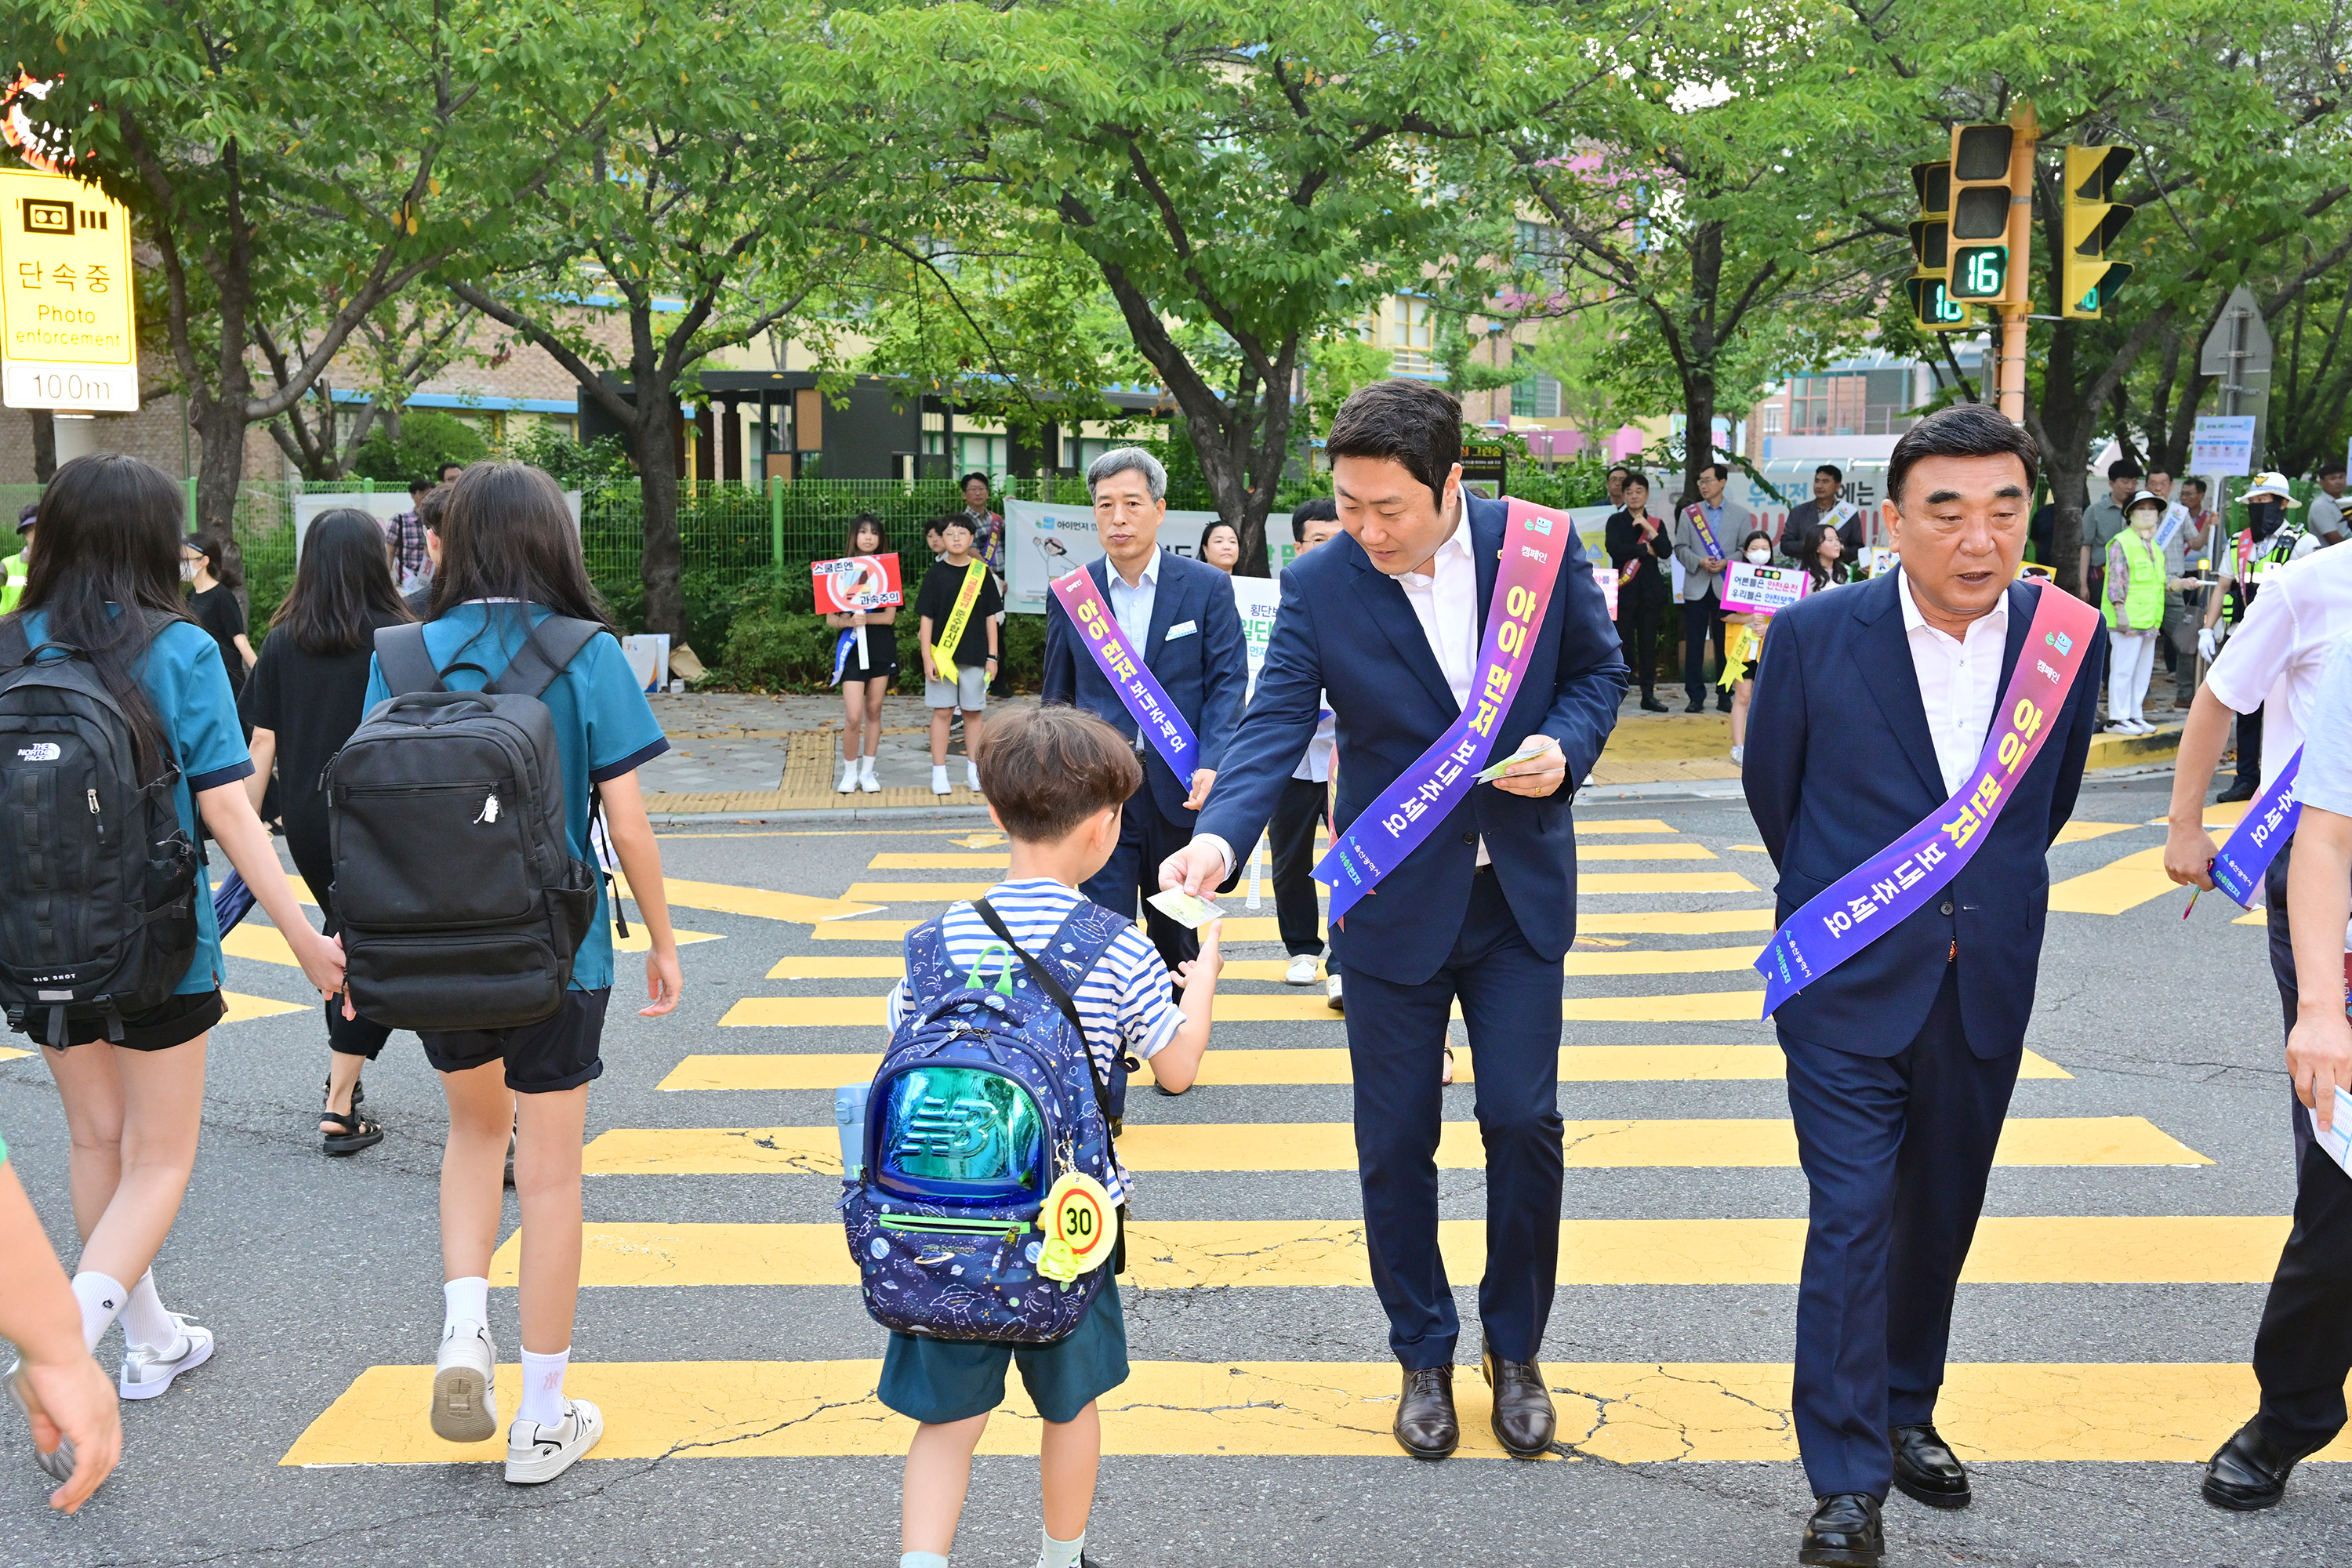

{"left": 2215, "top": 779, "right": 2259, "bottom": 804}
{"left": 2202, "top": 1416, "right": 2331, "bottom": 1510}
{"left": 1889, "top": 1422, "right": 1970, "bottom": 1508}
{"left": 1393, "top": 1365, "right": 1458, "bottom": 1460}
{"left": 1481, "top": 1345, "right": 1556, "bottom": 1457}
{"left": 1798, "top": 1493, "right": 1883, "bottom": 1566}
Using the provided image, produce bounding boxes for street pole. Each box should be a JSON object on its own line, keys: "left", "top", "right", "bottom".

{"left": 1996, "top": 100, "right": 2038, "bottom": 422}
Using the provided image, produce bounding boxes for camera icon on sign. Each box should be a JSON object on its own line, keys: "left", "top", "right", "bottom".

{"left": 21, "top": 198, "right": 74, "bottom": 236}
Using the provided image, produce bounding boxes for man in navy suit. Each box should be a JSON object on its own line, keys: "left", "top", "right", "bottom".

{"left": 1160, "top": 380, "right": 1626, "bottom": 1460}
{"left": 1743, "top": 405, "right": 2103, "bottom": 1567}
{"left": 1043, "top": 447, "right": 1248, "bottom": 975}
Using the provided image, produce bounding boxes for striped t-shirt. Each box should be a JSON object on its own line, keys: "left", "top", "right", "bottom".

{"left": 885, "top": 879, "right": 1181, "bottom": 1203}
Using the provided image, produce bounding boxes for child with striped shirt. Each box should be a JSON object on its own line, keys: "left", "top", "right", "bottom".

{"left": 883, "top": 704, "right": 1221, "bottom": 1568}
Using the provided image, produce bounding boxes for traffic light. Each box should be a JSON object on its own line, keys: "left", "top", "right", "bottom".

{"left": 2063, "top": 144, "right": 2135, "bottom": 318}
{"left": 1947, "top": 123, "right": 2016, "bottom": 303}
{"left": 1905, "top": 161, "right": 1971, "bottom": 331}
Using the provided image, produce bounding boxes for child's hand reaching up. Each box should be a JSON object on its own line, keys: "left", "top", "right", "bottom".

{"left": 1174, "top": 920, "right": 1223, "bottom": 987}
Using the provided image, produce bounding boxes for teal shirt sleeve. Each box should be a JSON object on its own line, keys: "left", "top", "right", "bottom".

{"left": 154, "top": 623, "right": 255, "bottom": 793}
{"left": 580, "top": 632, "right": 670, "bottom": 782}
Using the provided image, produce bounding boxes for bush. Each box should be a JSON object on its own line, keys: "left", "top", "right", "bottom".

{"left": 348, "top": 409, "right": 490, "bottom": 485}
{"left": 718, "top": 578, "right": 858, "bottom": 691}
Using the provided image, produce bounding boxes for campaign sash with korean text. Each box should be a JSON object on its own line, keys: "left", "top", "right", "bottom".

{"left": 1752, "top": 585, "right": 2101, "bottom": 1017}
{"left": 1686, "top": 503, "right": 1726, "bottom": 561}
{"left": 929, "top": 560, "right": 988, "bottom": 683}
{"left": 1049, "top": 565, "right": 1200, "bottom": 780}
{"left": 1312, "top": 499, "right": 1573, "bottom": 923}
{"left": 2212, "top": 746, "right": 2303, "bottom": 907}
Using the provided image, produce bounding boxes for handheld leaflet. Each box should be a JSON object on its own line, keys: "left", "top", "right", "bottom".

{"left": 1038, "top": 1170, "right": 1117, "bottom": 1283}
{"left": 1146, "top": 887, "right": 1225, "bottom": 930}
{"left": 1476, "top": 737, "right": 1551, "bottom": 784}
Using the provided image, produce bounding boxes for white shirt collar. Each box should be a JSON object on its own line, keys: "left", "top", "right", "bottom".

{"left": 1109, "top": 550, "right": 1159, "bottom": 591}
{"left": 1894, "top": 567, "right": 2007, "bottom": 641}
{"left": 1403, "top": 506, "right": 1475, "bottom": 582}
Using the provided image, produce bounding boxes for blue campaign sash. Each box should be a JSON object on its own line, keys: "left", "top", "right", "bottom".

{"left": 1753, "top": 585, "right": 2101, "bottom": 1017}
{"left": 1312, "top": 499, "right": 1573, "bottom": 923}
{"left": 829, "top": 630, "right": 855, "bottom": 687}
{"left": 1685, "top": 503, "right": 1725, "bottom": 561}
{"left": 1049, "top": 566, "right": 1200, "bottom": 779}
{"left": 2212, "top": 747, "right": 2303, "bottom": 907}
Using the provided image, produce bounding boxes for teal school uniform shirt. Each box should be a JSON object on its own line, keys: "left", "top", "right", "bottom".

{"left": 19, "top": 612, "right": 253, "bottom": 996}
{"left": 361, "top": 603, "right": 668, "bottom": 991}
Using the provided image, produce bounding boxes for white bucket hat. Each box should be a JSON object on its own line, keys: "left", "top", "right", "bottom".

{"left": 2241, "top": 472, "right": 2301, "bottom": 505}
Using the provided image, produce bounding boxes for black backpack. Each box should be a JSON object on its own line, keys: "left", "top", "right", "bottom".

{"left": 327, "top": 615, "right": 604, "bottom": 1032}
{"left": 0, "top": 618, "right": 202, "bottom": 1044}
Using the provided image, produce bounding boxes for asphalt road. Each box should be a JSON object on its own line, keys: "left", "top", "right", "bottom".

{"left": 1, "top": 769, "right": 2339, "bottom": 1567}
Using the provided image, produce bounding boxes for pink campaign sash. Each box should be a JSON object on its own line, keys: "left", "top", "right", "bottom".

{"left": 1049, "top": 566, "right": 1200, "bottom": 779}
{"left": 1753, "top": 584, "right": 2101, "bottom": 1015}
{"left": 1312, "top": 500, "right": 1573, "bottom": 922}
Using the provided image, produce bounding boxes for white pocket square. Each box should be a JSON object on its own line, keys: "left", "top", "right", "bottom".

{"left": 1163, "top": 620, "right": 1198, "bottom": 640}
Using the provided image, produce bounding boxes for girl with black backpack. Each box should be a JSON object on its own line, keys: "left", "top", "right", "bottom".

{"left": 239, "top": 507, "right": 414, "bottom": 1155}
{"left": 0, "top": 454, "right": 346, "bottom": 1418}
{"left": 357, "top": 462, "right": 683, "bottom": 1486}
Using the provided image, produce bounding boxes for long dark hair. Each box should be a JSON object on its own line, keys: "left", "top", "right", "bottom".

{"left": 425, "top": 462, "right": 613, "bottom": 642}
{"left": 6, "top": 453, "right": 195, "bottom": 777}
{"left": 846, "top": 512, "right": 887, "bottom": 554}
{"left": 273, "top": 507, "right": 412, "bottom": 655}
{"left": 1798, "top": 522, "right": 1850, "bottom": 590}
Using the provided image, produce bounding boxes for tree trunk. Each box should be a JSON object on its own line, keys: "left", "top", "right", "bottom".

{"left": 635, "top": 404, "right": 686, "bottom": 638}
{"left": 29, "top": 410, "right": 56, "bottom": 482}
{"left": 191, "top": 397, "right": 249, "bottom": 593}
{"left": 2030, "top": 321, "right": 2095, "bottom": 599}
{"left": 1680, "top": 376, "right": 1718, "bottom": 513}
{"left": 1189, "top": 364, "right": 1294, "bottom": 580}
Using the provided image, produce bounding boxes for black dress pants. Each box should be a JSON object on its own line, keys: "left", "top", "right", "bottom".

{"left": 1265, "top": 774, "right": 1329, "bottom": 960}
{"left": 1620, "top": 600, "right": 1662, "bottom": 693}
{"left": 1682, "top": 593, "right": 1726, "bottom": 704}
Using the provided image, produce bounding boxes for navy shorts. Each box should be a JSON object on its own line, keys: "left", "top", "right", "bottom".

{"left": 419, "top": 987, "right": 608, "bottom": 1093}
{"left": 878, "top": 1278, "right": 1128, "bottom": 1426}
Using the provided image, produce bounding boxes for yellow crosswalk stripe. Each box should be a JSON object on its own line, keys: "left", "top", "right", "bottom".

{"left": 281, "top": 1359, "right": 2348, "bottom": 1467}
{"left": 581, "top": 1116, "right": 2205, "bottom": 1175}
{"left": 2048, "top": 847, "right": 2183, "bottom": 916}
{"left": 0, "top": 1047, "right": 28, "bottom": 1063}
{"left": 656, "top": 1045, "right": 2071, "bottom": 1092}
{"left": 1575, "top": 819, "right": 1679, "bottom": 833}
{"left": 223, "top": 991, "right": 308, "bottom": 1024}
{"left": 1581, "top": 872, "right": 1759, "bottom": 894}
{"left": 1579, "top": 909, "right": 1777, "bottom": 934}
{"left": 1574, "top": 843, "right": 1717, "bottom": 861}
{"left": 614, "top": 873, "right": 877, "bottom": 924}
{"left": 845, "top": 869, "right": 1756, "bottom": 904}
{"left": 489, "top": 1214, "right": 2284, "bottom": 1290}
{"left": 717, "top": 989, "right": 1783, "bottom": 1027}
{"left": 2052, "top": 820, "right": 2141, "bottom": 845}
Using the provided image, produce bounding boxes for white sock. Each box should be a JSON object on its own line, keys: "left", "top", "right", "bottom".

{"left": 1038, "top": 1529, "right": 1085, "bottom": 1568}
{"left": 859, "top": 755, "right": 877, "bottom": 782}
{"left": 901, "top": 1555, "right": 949, "bottom": 1568}
{"left": 967, "top": 758, "right": 982, "bottom": 787}
{"left": 443, "top": 1276, "right": 490, "bottom": 1331}
{"left": 519, "top": 1345, "right": 570, "bottom": 1428}
{"left": 70, "top": 1271, "right": 128, "bottom": 1352}
{"left": 118, "top": 1270, "right": 179, "bottom": 1351}
{"left": 932, "top": 764, "right": 949, "bottom": 787}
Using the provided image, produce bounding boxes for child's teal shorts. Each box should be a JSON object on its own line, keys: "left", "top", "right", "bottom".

{"left": 878, "top": 1279, "right": 1128, "bottom": 1425}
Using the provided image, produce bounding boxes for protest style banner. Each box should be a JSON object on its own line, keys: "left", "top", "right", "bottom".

{"left": 1231, "top": 575, "right": 1283, "bottom": 698}
{"left": 1721, "top": 561, "right": 1808, "bottom": 615}
{"left": 1004, "top": 499, "right": 1247, "bottom": 612}
{"left": 1590, "top": 562, "right": 1619, "bottom": 621}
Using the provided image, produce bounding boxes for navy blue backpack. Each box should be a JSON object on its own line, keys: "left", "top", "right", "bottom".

{"left": 843, "top": 898, "right": 1131, "bottom": 1345}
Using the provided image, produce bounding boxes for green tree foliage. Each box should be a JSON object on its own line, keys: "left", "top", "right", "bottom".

{"left": 347, "top": 409, "right": 490, "bottom": 484}
{"left": 841, "top": 0, "right": 1576, "bottom": 571}
{"left": 5, "top": 0, "right": 597, "bottom": 546}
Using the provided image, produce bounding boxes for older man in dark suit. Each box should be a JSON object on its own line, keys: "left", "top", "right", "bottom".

{"left": 1161, "top": 379, "right": 1626, "bottom": 1461}
{"left": 1743, "top": 405, "right": 2104, "bottom": 1566}
{"left": 1043, "top": 448, "right": 1248, "bottom": 975}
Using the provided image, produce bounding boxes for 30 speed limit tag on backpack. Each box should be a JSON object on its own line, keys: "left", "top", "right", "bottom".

{"left": 1037, "top": 1171, "right": 1116, "bottom": 1283}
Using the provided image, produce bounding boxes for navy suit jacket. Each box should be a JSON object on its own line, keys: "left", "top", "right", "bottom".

{"left": 1742, "top": 572, "right": 2104, "bottom": 1058}
{"left": 1042, "top": 548, "right": 1249, "bottom": 826}
{"left": 1196, "top": 493, "right": 1628, "bottom": 985}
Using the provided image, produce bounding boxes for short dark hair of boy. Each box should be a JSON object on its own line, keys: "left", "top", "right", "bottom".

{"left": 1290, "top": 495, "right": 1337, "bottom": 540}
{"left": 2107, "top": 457, "right": 2143, "bottom": 482}
{"left": 1887, "top": 405, "right": 2042, "bottom": 503}
{"left": 1621, "top": 472, "right": 1649, "bottom": 496}
{"left": 980, "top": 706, "right": 1143, "bottom": 843}
{"left": 417, "top": 482, "right": 452, "bottom": 536}
{"left": 937, "top": 516, "right": 973, "bottom": 546}
{"left": 1325, "top": 379, "right": 1462, "bottom": 503}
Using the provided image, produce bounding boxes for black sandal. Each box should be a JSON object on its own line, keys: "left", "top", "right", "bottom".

{"left": 321, "top": 1076, "right": 384, "bottom": 1156}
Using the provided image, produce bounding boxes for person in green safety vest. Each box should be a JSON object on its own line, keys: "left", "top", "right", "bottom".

{"left": 2104, "top": 489, "right": 2180, "bottom": 735}
{"left": 1, "top": 502, "right": 34, "bottom": 614}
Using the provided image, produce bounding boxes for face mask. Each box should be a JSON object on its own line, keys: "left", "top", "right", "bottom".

{"left": 1746, "top": 546, "right": 1770, "bottom": 564}
{"left": 180, "top": 558, "right": 200, "bottom": 583}
{"left": 2131, "top": 511, "right": 2160, "bottom": 537}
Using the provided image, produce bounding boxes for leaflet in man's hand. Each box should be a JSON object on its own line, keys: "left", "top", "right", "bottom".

{"left": 1147, "top": 889, "right": 1225, "bottom": 930}
{"left": 2317, "top": 1087, "right": 2352, "bottom": 1178}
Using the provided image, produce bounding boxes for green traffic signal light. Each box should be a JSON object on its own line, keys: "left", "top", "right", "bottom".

{"left": 1951, "top": 244, "right": 2007, "bottom": 300}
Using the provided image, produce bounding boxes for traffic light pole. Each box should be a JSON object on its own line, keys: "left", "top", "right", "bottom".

{"left": 1995, "top": 100, "right": 2038, "bottom": 422}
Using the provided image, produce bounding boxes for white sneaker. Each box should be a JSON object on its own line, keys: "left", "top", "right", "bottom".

{"left": 836, "top": 758, "right": 857, "bottom": 793}
{"left": 1284, "top": 954, "right": 1318, "bottom": 985}
{"left": 967, "top": 760, "right": 982, "bottom": 792}
{"left": 931, "top": 764, "right": 952, "bottom": 797}
{"left": 505, "top": 1398, "right": 603, "bottom": 1484}
{"left": 1325, "top": 974, "right": 1344, "bottom": 1012}
{"left": 117, "top": 1316, "right": 213, "bottom": 1400}
{"left": 857, "top": 757, "right": 880, "bottom": 793}
{"left": 431, "top": 1320, "right": 499, "bottom": 1442}
{"left": 5, "top": 1352, "right": 74, "bottom": 1483}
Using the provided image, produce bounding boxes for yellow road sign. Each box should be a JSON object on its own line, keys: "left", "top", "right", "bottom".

{"left": 0, "top": 167, "right": 138, "bottom": 410}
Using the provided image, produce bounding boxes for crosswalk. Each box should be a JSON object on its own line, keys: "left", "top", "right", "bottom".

{"left": 236, "top": 806, "right": 2310, "bottom": 1477}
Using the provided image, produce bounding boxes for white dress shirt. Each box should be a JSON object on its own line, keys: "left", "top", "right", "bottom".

{"left": 1105, "top": 550, "right": 1159, "bottom": 644}
{"left": 2206, "top": 542, "right": 2352, "bottom": 781}
{"left": 1895, "top": 568, "right": 2008, "bottom": 798}
{"left": 1396, "top": 510, "right": 1489, "bottom": 865}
